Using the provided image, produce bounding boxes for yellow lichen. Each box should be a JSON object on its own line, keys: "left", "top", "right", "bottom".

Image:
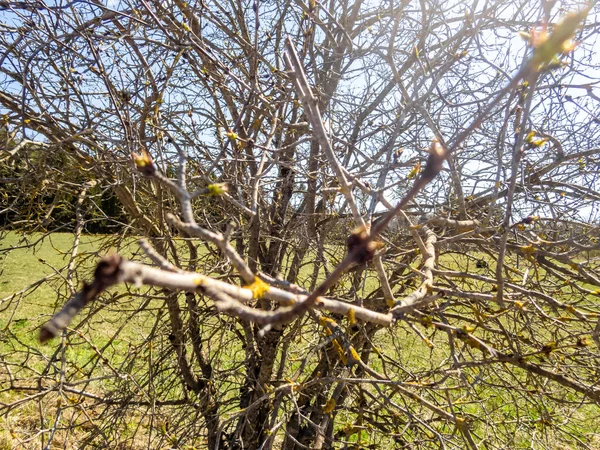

{"left": 347, "top": 308, "right": 356, "bottom": 326}
{"left": 245, "top": 276, "right": 270, "bottom": 299}
{"left": 332, "top": 340, "right": 347, "bottom": 364}
{"left": 322, "top": 398, "right": 336, "bottom": 414}
{"left": 520, "top": 244, "right": 536, "bottom": 254}
{"left": 319, "top": 316, "right": 335, "bottom": 327}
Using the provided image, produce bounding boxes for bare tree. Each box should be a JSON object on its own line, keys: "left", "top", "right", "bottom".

{"left": 2, "top": 0, "right": 600, "bottom": 448}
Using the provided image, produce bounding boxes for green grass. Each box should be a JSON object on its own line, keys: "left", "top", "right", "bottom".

{"left": 0, "top": 232, "right": 181, "bottom": 448}
{"left": 0, "top": 232, "right": 100, "bottom": 355}
{"left": 2, "top": 231, "right": 600, "bottom": 448}
{"left": 0, "top": 232, "right": 148, "bottom": 351}
{"left": 0, "top": 232, "right": 142, "bottom": 357}
{"left": 0, "top": 232, "right": 97, "bottom": 303}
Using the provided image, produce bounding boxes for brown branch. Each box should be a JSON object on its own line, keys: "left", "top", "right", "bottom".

{"left": 39, "top": 256, "right": 394, "bottom": 342}
{"left": 39, "top": 255, "right": 122, "bottom": 343}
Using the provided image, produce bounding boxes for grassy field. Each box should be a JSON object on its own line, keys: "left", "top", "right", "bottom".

{"left": 0, "top": 232, "right": 154, "bottom": 352}
{"left": 2, "top": 231, "right": 600, "bottom": 449}
{"left": 1, "top": 232, "right": 96, "bottom": 327}
{"left": 0, "top": 232, "right": 269, "bottom": 448}
{"left": 0, "top": 232, "right": 161, "bottom": 449}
